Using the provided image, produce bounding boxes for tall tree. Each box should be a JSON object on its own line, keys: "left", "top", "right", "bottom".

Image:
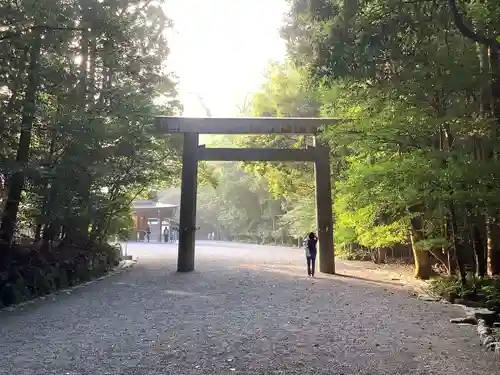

{"left": 276, "top": 0, "right": 500, "bottom": 280}
{"left": 0, "top": 0, "right": 182, "bottom": 264}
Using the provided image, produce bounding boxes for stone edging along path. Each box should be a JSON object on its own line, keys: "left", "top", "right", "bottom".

{"left": 0, "top": 258, "right": 137, "bottom": 313}
{"left": 418, "top": 293, "right": 500, "bottom": 356}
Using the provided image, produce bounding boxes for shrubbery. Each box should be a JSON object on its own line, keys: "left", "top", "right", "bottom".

{"left": 428, "top": 276, "right": 500, "bottom": 311}
{"left": 0, "top": 242, "right": 121, "bottom": 308}
{"left": 0, "top": 2, "right": 180, "bottom": 309}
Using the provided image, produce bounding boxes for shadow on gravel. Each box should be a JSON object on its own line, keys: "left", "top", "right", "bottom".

{"left": 322, "top": 273, "right": 408, "bottom": 288}
{"left": 0, "top": 256, "right": 497, "bottom": 375}
{"left": 238, "top": 263, "right": 408, "bottom": 291}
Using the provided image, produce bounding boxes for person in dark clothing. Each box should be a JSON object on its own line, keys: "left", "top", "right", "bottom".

{"left": 146, "top": 225, "right": 151, "bottom": 242}
{"left": 306, "top": 232, "right": 318, "bottom": 277}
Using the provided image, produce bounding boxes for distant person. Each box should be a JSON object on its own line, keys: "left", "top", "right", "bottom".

{"left": 146, "top": 225, "right": 151, "bottom": 242}
{"left": 163, "top": 227, "right": 169, "bottom": 243}
{"left": 305, "top": 232, "right": 318, "bottom": 277}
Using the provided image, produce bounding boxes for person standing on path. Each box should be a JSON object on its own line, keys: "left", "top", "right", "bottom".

{"left": 306, "top": 232, "right": 318, "bottom": 277}
{"left": 163, "top": 227, "right": 169, "bottom": 243}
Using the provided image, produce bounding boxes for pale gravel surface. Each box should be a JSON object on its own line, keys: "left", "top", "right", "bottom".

{"left": 0, "top": 241, "right": 498, "bottom": 375}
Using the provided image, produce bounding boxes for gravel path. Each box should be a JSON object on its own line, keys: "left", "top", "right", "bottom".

{"left": 0, "top": 241, "right": 498, "bottom": 374}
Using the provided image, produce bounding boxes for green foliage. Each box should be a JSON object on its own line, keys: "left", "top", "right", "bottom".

{"left": 106, "top": 207, "right": 134, "bottom": 242}
{"left": 208, "top": 0, "right": 500, "bottom": 280}
{"left": 248, "top": 61, "right": 319, "bottom": 118}
{"left": 0, "top": 0, "right": 182, "bottom": 251}
{"left": 428, "top": 276, "right": 500, "bottom": 309}
{"left": 281, "top": 0, "right": 495, "bottom": 252}
{"left": 197, "top": 141, "right": 292, "bottom": 244}
{"left": 0, "top": 242, "right": 121, "bottom": 307}
{"left": 232, "top": 62, "right": 320, "bottom": 240}
{"left": 427, "top": 276, "right": 464, "bottom": 298}
{"left": 279, "top": 193, "right": 316, "bottom": 236}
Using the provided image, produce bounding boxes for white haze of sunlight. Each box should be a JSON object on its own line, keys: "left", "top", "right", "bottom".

{"left": 163, "top": 0, "right": 289, "bottom": 117}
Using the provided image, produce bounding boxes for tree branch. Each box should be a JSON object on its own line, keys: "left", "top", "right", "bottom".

{"left": 0, "top": 25, "right": 85, "bottom": 41}
{"left": 447, "top": 0, "right": 495, "bottom": 46}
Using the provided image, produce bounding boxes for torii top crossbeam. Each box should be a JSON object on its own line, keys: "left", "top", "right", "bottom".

{"left": 155, "top": 116, "right": 340, "bottom": 134}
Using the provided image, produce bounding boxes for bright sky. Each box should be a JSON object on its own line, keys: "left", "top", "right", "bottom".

{"left": 164, "top": 0, "right": 289, "bottom": 117}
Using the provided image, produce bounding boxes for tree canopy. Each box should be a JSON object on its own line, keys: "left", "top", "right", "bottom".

{"left": 0, "top": 0, "right": 182, "bottom": 257}
{"left": 207, "top": 0, "right": 500, "bottom": 284}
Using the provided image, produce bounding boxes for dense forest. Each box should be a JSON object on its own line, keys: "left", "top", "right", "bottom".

{"left": 198, "top": 0, "right": 500, "bottom": 293}
{"left": 0, "top": 0, "right": 185, "bottom": 305}
{"left": 276, "top": 0, "right": 500, "bottom": 286}
{"left": 0, "top": 0, "right": 499, "bottom": 307}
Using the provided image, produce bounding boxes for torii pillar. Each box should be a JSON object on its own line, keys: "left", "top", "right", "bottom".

{"left": 177, "top": 132, "right": 199, "bottom": 272}
{"left": 313, "top": 137, "right": 335, "bottom": 274}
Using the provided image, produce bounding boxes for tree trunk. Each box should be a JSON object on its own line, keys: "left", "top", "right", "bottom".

{"left": 448, "top": 201, "right": 467, "bottom": 286}
{"left": 441, "top": 218, "right": 456, "bottom": 276}
{"left": 373, "top": 248, "right": 387, "bottom": 264}
{"left": 470, "top": 214, "right": 487, "bottom": 277}
{"left": 447, "top": 247, "right": 456, "bottom": 276}
{"left": 68, "top": 13, "right": 93, "bottom": 243}
{"left": 36, "top": 125, "right": 58, "bottom": 243}
{"left": 448, "top": 0, "right": 500, "bottom": 125}
{"left": 410, "top": 230, "right": 431, "bottom": 279}
{"left": 486, "top": 219, "right": 500, "bottom": 275}
{"left": 0, "top": 30, "right": 42, "bottom": 250}
{"left": 34, "top": 224, "right": 42, "bottom": 242}
{"left": 490, "top": 45, "right": 500, "bottom": 127}
{"left": 476, "top": 43, "right": 492, "bottom": 114}
{"left": 408, "top": 203, "right": 432, "bottom": 279}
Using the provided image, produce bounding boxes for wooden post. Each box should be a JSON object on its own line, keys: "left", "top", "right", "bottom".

{"left": 177, "top": 133, "right": 199, "bottom": 272}
{"left": 158, "top": 209, "right": 162, "bottom": 242}
{"left": 313, "top": 137, "right": 335, "bottom": 274}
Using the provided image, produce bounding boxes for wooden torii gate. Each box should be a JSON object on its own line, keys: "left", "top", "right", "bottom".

{"left": 155, "top": 117, "right": 339, "bottom": 274}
